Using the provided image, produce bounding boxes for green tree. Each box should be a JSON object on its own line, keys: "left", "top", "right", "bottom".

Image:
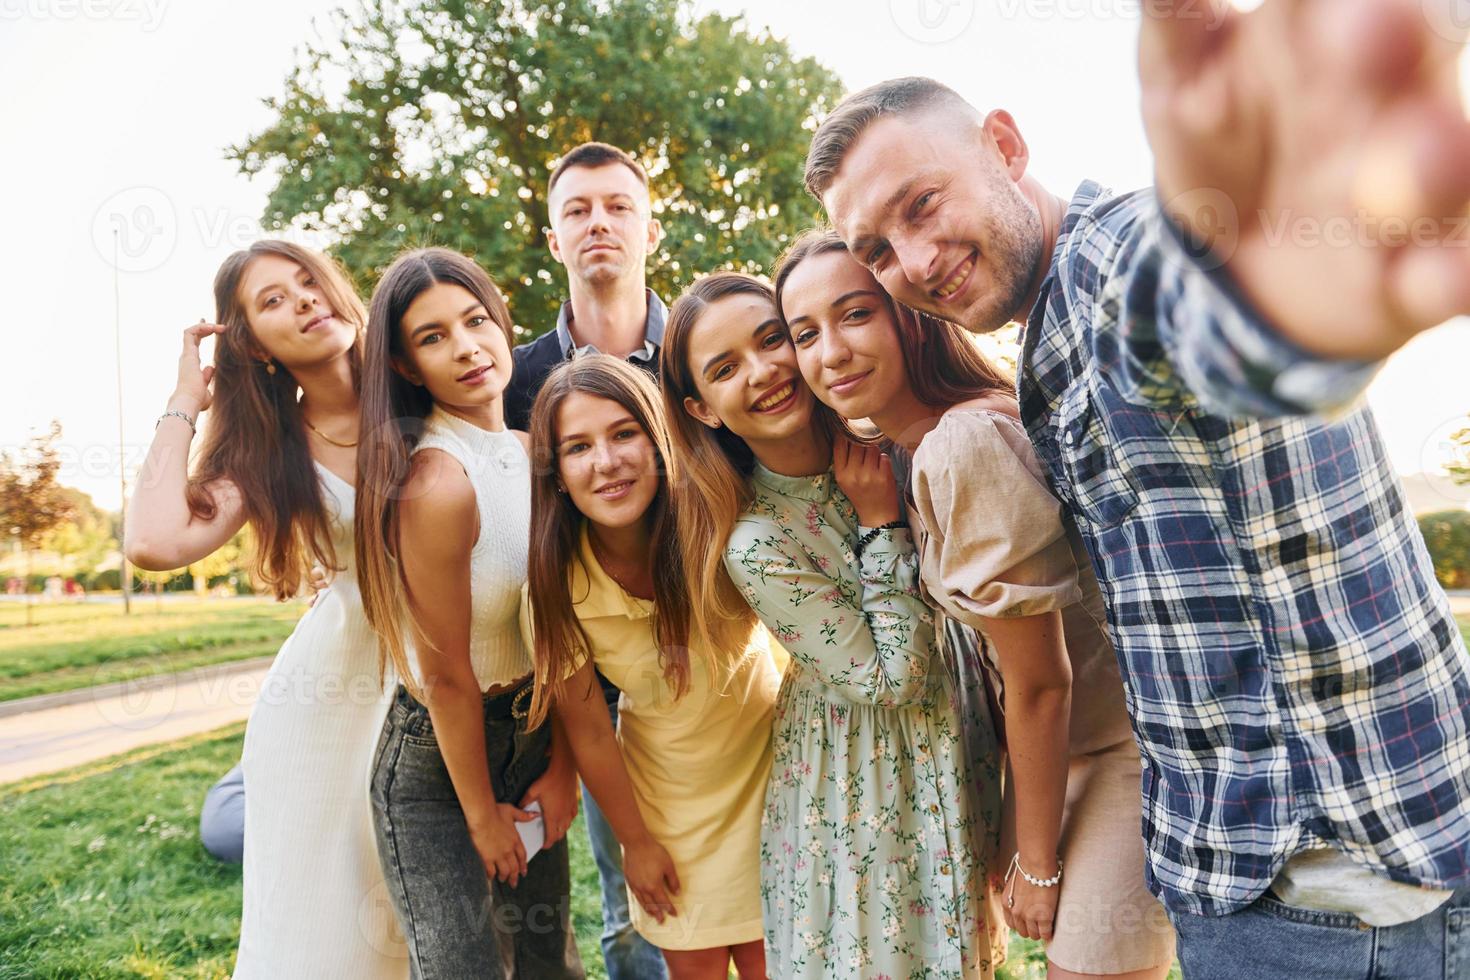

{"left": 0, "top": 423, "right": 78, "bottom": 624}
{"left": 1447, "top": 421, "right": 1470, "bottom": 486}
{"left": 1418, "top": 510, "right": 1470, "bottom": 590}
{"left": 39, "top": 487, "right": 117, "bottom": 577}
{"left": 229, "top": 0, "right": 844, "bottom": 335}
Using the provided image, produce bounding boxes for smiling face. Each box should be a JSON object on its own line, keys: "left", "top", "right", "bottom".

{"left": 680, "top": 292, "right": 815, "bottom": 447}
{"left": 821, "top": 110, "right": 1044, "bottom": 334}
{"left": 781, "top": 247, "right": 911, "bottom": 423}
{"left": 555, "top": 391, "right": 661, "bottom": 532}
{"left": 393, "top": 282, "right": 513, "bottom": 415}
{"left": 547, "top": 163, "right": 662, "bottom": 288}
{"left": 236, "top": 253, "right": 357, "bottom": 368}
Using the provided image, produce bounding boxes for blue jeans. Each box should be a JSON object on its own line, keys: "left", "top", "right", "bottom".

{"left": 585, "top": 696, "right": 668, "bottom": 980}
{"left": 199, "top": 762, "right": 245, "bottom": 863}
{"left": 1168, "top": 886, "right": 1470, "bottom": 979}
{"left": 371, "top": 683, "right": 584, "bottom": 980}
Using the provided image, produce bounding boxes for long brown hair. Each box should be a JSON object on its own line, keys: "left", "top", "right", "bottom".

{"left": 525, "top": 354, "right": 707, "bottom": 727}
{"left": 772, "top": 228, "right": 1014, "bottom": 440}
{"left": 354, "top": 248, "right": 517, "bottom": 696}
{"left": 186, "top": 240, "right": 366, "bottom": 600}
{"left": 658, "top": 272, "right": 785, "bottom": 656}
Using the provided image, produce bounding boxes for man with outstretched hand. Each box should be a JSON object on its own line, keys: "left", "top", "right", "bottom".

{"left": 807, "top": 1, "right": 1470, "bottom": 976}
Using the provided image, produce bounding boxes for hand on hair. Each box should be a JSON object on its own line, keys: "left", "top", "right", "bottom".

{"left": 1140, "top": 0, "right": 1470, "bottom": 360}
{"left": 833, "top": 439, "right": 901, "bottom": 528}
{"left": 173, "top": 322, "right": 226, "bottom": 414}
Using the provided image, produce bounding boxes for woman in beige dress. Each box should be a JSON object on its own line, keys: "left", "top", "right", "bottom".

{"left": 773, "top": 230, "right": 1176, "bottom": 979}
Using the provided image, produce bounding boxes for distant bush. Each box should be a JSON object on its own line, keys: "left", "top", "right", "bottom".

{"left": 1419, "top": 510, "right": 1470, "bottom": 590}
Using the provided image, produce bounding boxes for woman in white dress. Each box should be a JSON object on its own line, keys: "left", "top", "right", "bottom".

{"left": 126, "top": 240, "right": 406, "bottom": 979}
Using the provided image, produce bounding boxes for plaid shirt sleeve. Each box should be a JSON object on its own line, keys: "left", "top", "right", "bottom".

{"left": 1102, "top": 193, "right": 1383, "bottom": 419}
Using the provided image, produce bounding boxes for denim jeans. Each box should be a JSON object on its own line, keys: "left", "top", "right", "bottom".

{"left": 1168, "top": 885, "right": 1470, "bottom": 979}
{"left": 585, "top": 694, "right": 668, "bottom": 980}
{"left": 371, "top": 683, "right": 585, "bottom": 980}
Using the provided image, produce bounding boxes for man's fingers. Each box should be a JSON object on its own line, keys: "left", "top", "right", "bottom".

{"left": 1391, "top": 236, "right": 1470, "bottom": 328}
{"left": 511, "top": 807, "right": 538, "bottom": 822}
{"left": 664, "top": 866, "right": 682, "bottom": 897}
{"left": 1139, "top": 0, "right": 1235, "bottom": 76}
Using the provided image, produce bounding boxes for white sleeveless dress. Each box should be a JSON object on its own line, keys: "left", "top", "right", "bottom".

{"left": 234, "top": 464, "right": 406, "bottom": 979}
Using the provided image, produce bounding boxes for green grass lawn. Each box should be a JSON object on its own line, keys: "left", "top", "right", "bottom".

{"left": 0, "top": 726, "right": 1066, "bottom": 979}
{"left": 0, "top": 598, "right": 302, "bottom": 703}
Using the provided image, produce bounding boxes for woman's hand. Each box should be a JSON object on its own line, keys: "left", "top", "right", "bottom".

{"left": 832, "top": 440, "right": 900, "bottom": 528}
{"left": 172, "top": 322, "right": 225, "bottom": 415}
{"left": 623, "top": 837, "right": 681, "bottom": 924}
{"left": 1004, "top": 854, "right": 1061, "bottom": 942}
{"left": 519, "top": 762, "right": 579, "bottom": 848}
{"left": 466, "top": 802, "right": 537, "bottom": 887}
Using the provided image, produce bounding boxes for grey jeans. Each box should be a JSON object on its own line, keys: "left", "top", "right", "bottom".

{"left": 370, "top": 682, "right": 584, "bottom": 980}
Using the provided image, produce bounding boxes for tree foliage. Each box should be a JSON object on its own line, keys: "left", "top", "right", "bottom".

{"left": 229, "top": 0, "right": 845, "bottom": 336}
{"left": 1447, "top": 421, "right": 1470, "bottom": 487}
{"left": 39, "top": 487, "right": 117, "bottom": 575}
{"left": 1, "top": 423, "right": 76, "bottom": 552}
{"left": 1419, "top": 510, "right": 1470, "bottom": 590}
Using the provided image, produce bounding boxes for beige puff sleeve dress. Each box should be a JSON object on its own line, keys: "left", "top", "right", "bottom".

{"left": 909, "top": 406, "right": 1176, "bottom": 975}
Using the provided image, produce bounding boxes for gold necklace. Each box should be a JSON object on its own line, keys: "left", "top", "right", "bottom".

{"left": 303, "top": 416, "right": 359, "bottom": 448}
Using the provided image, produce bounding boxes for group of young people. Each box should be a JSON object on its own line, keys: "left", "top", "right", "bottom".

{"left": 129, "top": 13, "right": 1470, "bottom": 979}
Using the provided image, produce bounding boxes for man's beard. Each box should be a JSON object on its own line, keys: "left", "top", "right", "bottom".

{"left": 958, "top": 172, "right": 1044, "bottom": 334}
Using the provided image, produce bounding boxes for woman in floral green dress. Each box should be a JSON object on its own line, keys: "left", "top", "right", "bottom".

{"left": 659, "top": 272, "right": 1004, "bottom": 980}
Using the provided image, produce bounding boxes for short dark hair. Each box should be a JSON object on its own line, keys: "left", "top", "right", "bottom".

{"left": 804, "top": 77, "right": 974, "bottom": 200}
{"left": 547, "top": 141, "right": 649, "bottom": 197}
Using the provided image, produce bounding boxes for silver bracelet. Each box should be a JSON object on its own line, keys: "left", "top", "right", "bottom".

{"left": 156, "top": 409, "right": 196, "bottom": 435}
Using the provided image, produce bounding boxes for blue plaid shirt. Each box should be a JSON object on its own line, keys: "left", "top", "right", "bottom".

{"left": 1018, "top": 181, "right": 1470, "bottom": 915}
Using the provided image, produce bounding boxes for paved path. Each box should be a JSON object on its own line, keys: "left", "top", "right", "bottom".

{"left": 0, "top": 658, "right": 270, "bottom": 785}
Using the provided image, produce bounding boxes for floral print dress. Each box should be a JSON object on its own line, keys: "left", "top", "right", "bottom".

{"left": 724, "top": 464, "right": 1004, "bottom": 980}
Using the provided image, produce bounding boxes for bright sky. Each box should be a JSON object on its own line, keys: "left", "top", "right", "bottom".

{"left": 3, "top": 0, "right": 1468, "bottom": 511}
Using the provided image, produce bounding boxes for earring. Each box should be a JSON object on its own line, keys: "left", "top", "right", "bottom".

{"left": 556, "top": 484, "right": 567, "bottom": 493}
{"left": 264, "top": 360, "right": 277, "bottom": 375}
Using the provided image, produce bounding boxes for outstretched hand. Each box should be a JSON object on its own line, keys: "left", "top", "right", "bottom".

{"left": 1141, "top": 0, "right": 1470, "bottom": 361}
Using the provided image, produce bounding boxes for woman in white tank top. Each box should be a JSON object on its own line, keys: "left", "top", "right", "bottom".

{"left": 354, "top": 248, "right": 584, "bottom": 980}
{"left": 126, "top": 241, "right": 405, "bottom": 979}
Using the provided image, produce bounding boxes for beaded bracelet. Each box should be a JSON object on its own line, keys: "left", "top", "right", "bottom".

{"left": 1003, "top": 852, "right": 1063, "bottom": 909}
{"left": 856, "top": 520, "right": 907, "bottom": 555}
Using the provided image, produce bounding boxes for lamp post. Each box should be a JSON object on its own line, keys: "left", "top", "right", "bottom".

{"left": 113, "top": 226, "right": 131, "bottom": 615}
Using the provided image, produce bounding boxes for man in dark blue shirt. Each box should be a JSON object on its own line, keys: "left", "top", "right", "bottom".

{"left": 504, "top": 141, "right": 670, "bottom": 980}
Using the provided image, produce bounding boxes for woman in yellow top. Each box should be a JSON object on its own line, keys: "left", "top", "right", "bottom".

{"left": 521, "top": 354, "right": 783, "bottom": 980}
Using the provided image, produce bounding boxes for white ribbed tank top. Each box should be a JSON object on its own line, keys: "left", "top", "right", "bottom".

{"left": 405, "top": 407, "right": 533, "bottom": 689}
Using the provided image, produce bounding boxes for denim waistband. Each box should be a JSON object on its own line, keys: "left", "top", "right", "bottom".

{"left": 389, "top": 676, "right": 533, "bottom": 737}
